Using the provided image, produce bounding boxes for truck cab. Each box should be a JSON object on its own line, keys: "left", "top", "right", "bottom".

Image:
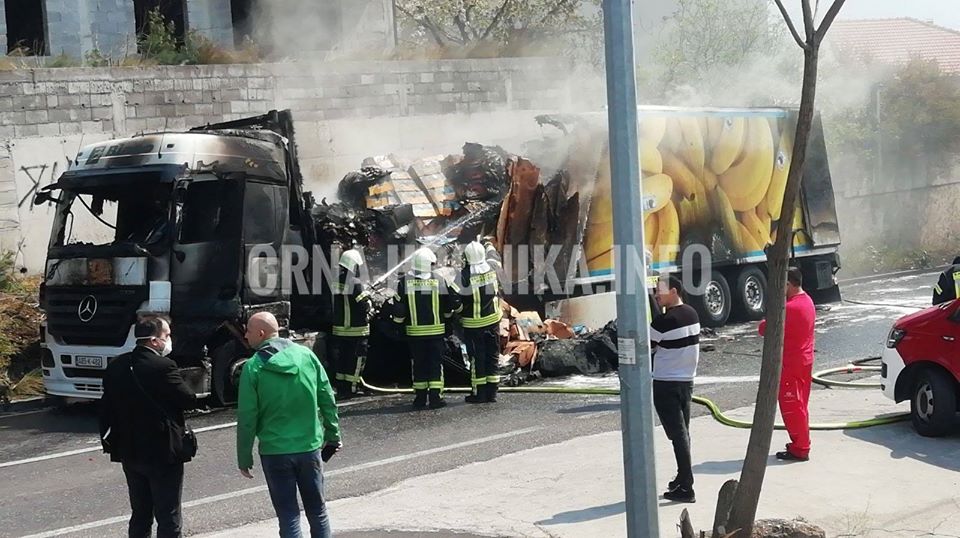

{"left": 37, "top": 110, "right": 317, "bottom": 404}
{"left": 881, "top": 299, "right": 960, "bottom": 436}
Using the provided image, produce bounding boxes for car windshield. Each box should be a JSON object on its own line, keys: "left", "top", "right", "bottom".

{"left": 50, "top": 183, "right": 173, "bottom": 248}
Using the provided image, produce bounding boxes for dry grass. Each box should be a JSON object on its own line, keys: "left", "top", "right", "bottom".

{"left": 0, "top": 276, "right": 44, "bottom": 402}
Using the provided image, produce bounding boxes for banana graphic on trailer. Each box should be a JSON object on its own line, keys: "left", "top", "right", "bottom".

{"left": 583, "top": 110, "right": 811, "bottom": 276}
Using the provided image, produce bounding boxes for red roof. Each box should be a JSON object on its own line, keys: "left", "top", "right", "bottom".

{"left": 830, "top": 18, "right": 960, "bottom": 73}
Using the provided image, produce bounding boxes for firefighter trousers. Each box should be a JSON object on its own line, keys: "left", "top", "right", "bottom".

{"left": 463, "top": 325, "right": 500, "bottom": 395}
{"left": 779, "top": 365, "right": 813, "bottom": 458}
{"left": 330, "top": 335, "right": 368, "bottom": 393}
{"left": 408, "top": 337, "right": 444, "bottom": 392}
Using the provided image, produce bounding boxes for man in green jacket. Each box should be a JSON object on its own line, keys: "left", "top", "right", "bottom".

{"left": 237, "top": 312, "right": 341, "bottom": 538}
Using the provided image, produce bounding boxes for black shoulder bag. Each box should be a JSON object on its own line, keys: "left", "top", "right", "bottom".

{"left": 129, "top": 364, "right": 198, "bottom": 463}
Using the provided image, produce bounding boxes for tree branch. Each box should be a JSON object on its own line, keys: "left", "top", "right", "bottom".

{"left": 538, "top": 0, "right": 576, "bottom": 27}
{"left": 801, "top": 0, "right": 815, "bottom": 41}
{"left": 773, "top": 0, "right": 810, "bottom": 51}
{"left": 480, "top": 0, "right": 510, "bottom": 41}
{"left": 814, "top": 0, "right": 848, "bottom": 44}
{"left": 395, "top": 4, "right": 450, "bottom": 48}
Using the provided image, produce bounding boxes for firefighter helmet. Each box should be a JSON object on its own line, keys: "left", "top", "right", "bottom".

{"left": 411, "top": 247, "right": 437, "bottom": 276}
{"left": 339, "top": 248, "right": 364, "bottom": 272}
{"left": 464, "top": 241, "right": 491, "bottom": 274}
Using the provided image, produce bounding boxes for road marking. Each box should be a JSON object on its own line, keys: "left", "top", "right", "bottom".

{"left": 0, "top": 408, "right": 51, "bottom": 419}
{"left": 0, "top": 397, "right": 381, "bottom": 469}
{"left": 696, "top": 375, "right": 760, "bottom": 384}
{"left": 19, "top": 426, "right": 543, "bottom": 538}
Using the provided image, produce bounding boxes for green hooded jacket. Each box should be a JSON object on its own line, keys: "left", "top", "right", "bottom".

{"left": 236, "top": 337, "right": 340, "bottom": 470}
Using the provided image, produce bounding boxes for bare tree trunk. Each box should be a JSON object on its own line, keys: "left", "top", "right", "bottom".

{"left": 724, "top": 45, "right": 820, "bottom": 538}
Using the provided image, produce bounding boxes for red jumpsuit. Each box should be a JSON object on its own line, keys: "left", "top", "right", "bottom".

{"left": 759, "top": 291, "right": 816, "bottom": 458}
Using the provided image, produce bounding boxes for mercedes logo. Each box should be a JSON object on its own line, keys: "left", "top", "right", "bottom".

{"left": 78, "top": 295, "right": 98, "bottom": 323}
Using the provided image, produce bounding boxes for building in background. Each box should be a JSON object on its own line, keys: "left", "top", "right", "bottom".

{"left": 0, "top": 0, "right": 395, "bottom": 60}
{"left": 830, "top": 17, "right": 960, "bottom": 74}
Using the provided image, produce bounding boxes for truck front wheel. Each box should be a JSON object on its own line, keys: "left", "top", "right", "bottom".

{"left": 210, "top": 340, "right": 246, "bottom": 407}
{"left": 911, "top": 367, "right": 958, "bottom": 437}
{"left": 690, "top": 272, "right": 731, "bottom": 328}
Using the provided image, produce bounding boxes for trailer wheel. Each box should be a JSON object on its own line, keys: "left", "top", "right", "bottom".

{"left": 911, "top": 367, "right": 958, "bottom": 437}
{"left": 734, "top": 266, "right": 767, "bottom": 321}
{"left": 690, "top": 272, "right": 731, "bottom": 328}
{"left": 210, "top": 340, "right": 246, "bottom": 407}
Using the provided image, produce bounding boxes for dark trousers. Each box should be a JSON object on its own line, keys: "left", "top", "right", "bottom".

{"left": 261, "top": 449, "right": 331, "bottom": 538}
{"left": 653, "top": 380, "right": 694, "bottom": 489}
{"left": 121, "top": 460, "right": 185, "bottom": 538}
{"left": 463, "top": 325, "right": 500, "bottom": 394}
{"left": 330, "top": 335, "right": 368, "bottom": 391}
{"left": 408, "top": 337, "right": 444, "bottom": 391}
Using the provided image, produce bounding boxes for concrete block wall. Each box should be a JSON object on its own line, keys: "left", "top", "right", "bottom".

{"left": 0, "top": 57, "right": 577, "bottom": 270}
{"left": 186, "top": 0, "right": 234, "bottom": 47}
{"left": 45, "top": 0, "right": 136, "bottom": 59}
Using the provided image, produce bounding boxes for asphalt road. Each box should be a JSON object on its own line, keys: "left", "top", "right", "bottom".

{"left": 0, "top": 270, "right": 937, "bottom": 538}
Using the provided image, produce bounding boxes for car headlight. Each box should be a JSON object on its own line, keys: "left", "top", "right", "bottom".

{"left": 886, "top": 328, "right": 906, "bottom": 348}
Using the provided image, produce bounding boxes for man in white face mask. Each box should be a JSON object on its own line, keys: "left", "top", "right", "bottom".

{"left": 100, "top": 314, "right": 198, "bottom": 538}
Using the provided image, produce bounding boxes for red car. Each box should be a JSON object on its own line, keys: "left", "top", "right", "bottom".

{"left": 881, "top": 299, "right": 960, "bottom": 436}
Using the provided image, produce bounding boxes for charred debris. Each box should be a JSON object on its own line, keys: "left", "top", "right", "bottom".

{"left": 313, "top": 116, "right": 618, "bottom": 386}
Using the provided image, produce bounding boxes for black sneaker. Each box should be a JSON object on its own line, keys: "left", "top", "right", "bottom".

{"left": 663, "top": 487, "right": 696, "bottom": 503}
{"left": 667, "top": 475, "right": 679, "bottom": 492}
{"left": 775, "top": 450, "right": 809, "bottom": 462}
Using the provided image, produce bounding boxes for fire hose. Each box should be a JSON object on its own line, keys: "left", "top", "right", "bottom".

{"left": 358, "top": 357, "right": 909, "bottom": 430}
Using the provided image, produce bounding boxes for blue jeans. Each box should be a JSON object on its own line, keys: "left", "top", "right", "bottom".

{"left": 260, "top": 449, "right": 331, "bottom": 538}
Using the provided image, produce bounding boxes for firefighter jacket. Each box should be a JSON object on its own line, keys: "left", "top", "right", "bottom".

{"left": 392, "top": 272, "right": 462, "bottom": 337}
{"left": 332, "top": 268, "right": 370, "bottom": 337}
{"left": 459, "top": 247, "right": 503, "bottom": 329}
{"left": 933, "top": 264, "right": 960, "bottom": 305}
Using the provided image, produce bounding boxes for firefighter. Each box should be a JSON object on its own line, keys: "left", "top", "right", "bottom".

{"left": 330, "top": 248, "right": 371, "bottom": 400}
{"left": 932, "top": 256, "right": 960, "bottom": 305}
{"left": 459, "top": 240, "right": 503, "bottom": 404}
{"left": 391, "top": 247, "right": 462, "bottom": 409}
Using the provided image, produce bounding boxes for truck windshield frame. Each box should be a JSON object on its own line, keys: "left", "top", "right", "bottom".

{"left": 47, "top": 169, "right": 178, "bottom": 252}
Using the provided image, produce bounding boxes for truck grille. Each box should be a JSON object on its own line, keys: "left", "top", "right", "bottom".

{"left": 63, "top": 367, "right": 106, "bottom": 379}
{"left": 44, "top": 286, "right": 149, "bottom": 347}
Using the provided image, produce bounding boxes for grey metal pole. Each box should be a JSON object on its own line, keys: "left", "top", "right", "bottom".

{"left": 601, "top": 1, "right": 660, "bottom": 536}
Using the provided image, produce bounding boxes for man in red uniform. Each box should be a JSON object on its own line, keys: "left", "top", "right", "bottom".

{"left": 759, "top": 267, "right": 816, "bottom": 461}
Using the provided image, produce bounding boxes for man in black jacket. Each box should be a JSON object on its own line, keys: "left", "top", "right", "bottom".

{"left": 99, "top": 315, "right": 198, "bottom": 538}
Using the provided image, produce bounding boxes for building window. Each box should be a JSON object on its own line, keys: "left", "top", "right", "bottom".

{"left": 5, "top": 0, "right": 47, "bottom": 55}
{"left": 231, "top": 0, "right": 254, "bottom": 47}
{"left": 134, "top": 0, "right": 186, "bottom": 44}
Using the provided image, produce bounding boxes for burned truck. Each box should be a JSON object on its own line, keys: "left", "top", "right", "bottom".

{"left": 35, "top": 110, "right": 327, "bottom": 404}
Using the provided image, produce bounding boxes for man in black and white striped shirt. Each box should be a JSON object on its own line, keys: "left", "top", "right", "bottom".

{"left": 650, "top": 276, "right": 700, "bottom": 503}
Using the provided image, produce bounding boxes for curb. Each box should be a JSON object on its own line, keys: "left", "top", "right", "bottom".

{"left": 0, "top": 395, "right": 51, "bottom": 416}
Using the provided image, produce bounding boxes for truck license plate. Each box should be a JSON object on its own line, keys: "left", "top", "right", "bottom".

{"left": 75, "top": 355, "right": 104, "bottom": 368}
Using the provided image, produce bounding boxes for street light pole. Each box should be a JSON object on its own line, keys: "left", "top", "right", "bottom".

{"left": 601, "top": 1, "right": 660, "bottom": 536}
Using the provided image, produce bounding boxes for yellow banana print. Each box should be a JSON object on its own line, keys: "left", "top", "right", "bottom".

{"left": 737, "top": 221, "right": 762, "bottom": 254}
{"left": 678, "top": 117, "right": 705, "bottom": 173}
{"left": 641, "top": 173, "right": 674, "bottom": 213}
{"left": 640, "top": 138, "right": 663, "bottom": 175}
{"left": 654, "top": 201, "right": 680, "bottom": 264}
{"left": 661, "top": 150, "right": 698, "bottom": 199}
{"left": 709, "top": 117, "right": 745, "bottom": 175}
{"left": 718, "top": 117, "right": 775, "bottom": 212}
{"left": 644, "top": 211, "right": 659, "bottom": 255}
{"left": 640, "top": 116, "right": 666, "bottom": 146}
{"left": 766, "top": 124, "right": 794, "bottom": 221}
{"left": 709, "top": 186, "right": 741, "bottom": 254}
{"left": 738, "top": 209, "right": 770, "bottom": 248}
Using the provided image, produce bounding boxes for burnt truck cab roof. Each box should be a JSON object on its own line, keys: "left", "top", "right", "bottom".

{"left": 51, "top": 129, "right": 289, "bottom": 188}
